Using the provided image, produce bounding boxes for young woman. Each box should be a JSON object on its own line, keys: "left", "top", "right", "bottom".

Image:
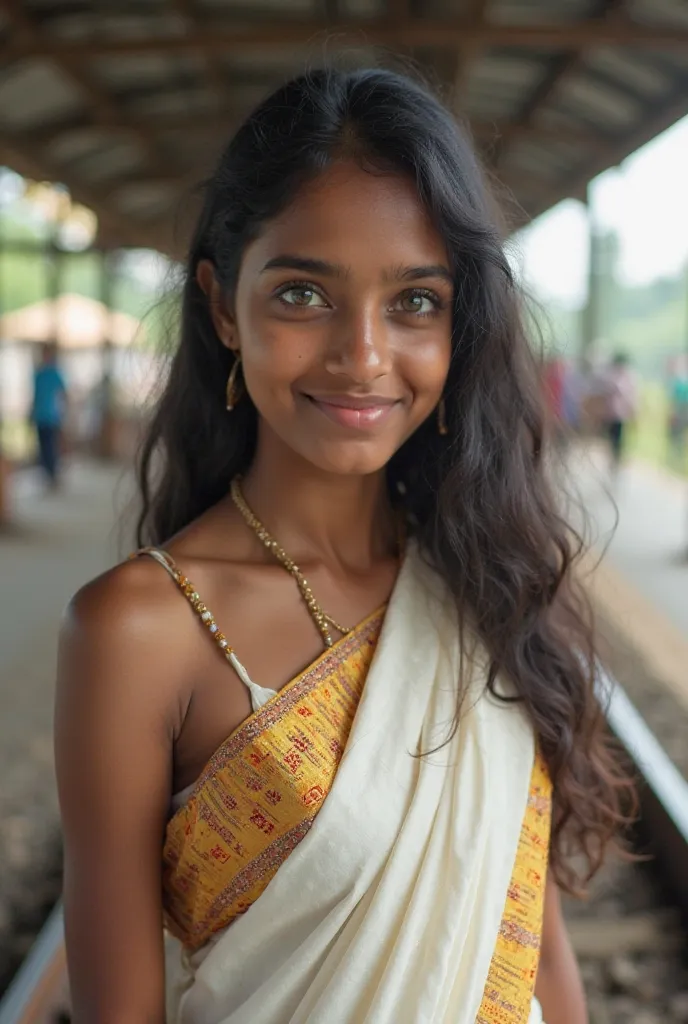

{"left": 55, "top": 68, "right": 629, "bottom": 1024}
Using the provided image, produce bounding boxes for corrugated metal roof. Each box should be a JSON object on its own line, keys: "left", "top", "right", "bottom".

{"left": 0, "top": 0, "right": 686, "bottom": 253}
{"left": 488, "top": 0, "right": 599, "bottom": 25}
{"left": 0, "top": 62, "right": 83, "bottom": 129}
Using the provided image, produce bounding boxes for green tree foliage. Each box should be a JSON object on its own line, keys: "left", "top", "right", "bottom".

{"left": 536, "top": 229, "right": 687, "bottom": 378}
{"left": 0, "top": 207, "right": 176, "bottom": 354}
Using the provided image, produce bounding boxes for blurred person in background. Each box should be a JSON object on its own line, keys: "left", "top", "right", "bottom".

{"left": 667, "top": 356, "right": 688, "bottom": 466}
{"left": 599, "top": 352, "right": 638, "bottom": 476}
{"left": 55, "top": 69, "right": 632, "bottom": 1024}
{"left": 576, "top": 353, "right": 605, "bottom": 437}
{"left": 30, "top": 341, "right": 67, "bottom": 489}
{"left": 542, "top": 356, "right": 580, "bottom": 455}
{"left": 560, "top": 358, "right": 582, "bottom": 437}
{"left": 542, "top": 355, "right": 566, "bottom": 449}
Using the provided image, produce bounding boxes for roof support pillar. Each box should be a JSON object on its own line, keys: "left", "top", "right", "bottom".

{"left": 96, "top": 249, "right": 118, "bottom": 460}
{"left": 580, "top": 183, "right": 602, "bottom": 370}
{"left": 0, "top": 205, "right": 9, "bottom": 526}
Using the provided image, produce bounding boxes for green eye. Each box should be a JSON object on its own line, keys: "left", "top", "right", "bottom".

{"left": 279, "top": 286, "right": 327, "bottom": 307}
{"left": 396, "top": 289, "right": 440, "bottom": 315}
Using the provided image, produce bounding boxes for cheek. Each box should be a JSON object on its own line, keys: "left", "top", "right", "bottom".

{"left": 237, "top": 298, "right": 315, "bottom": 385}
{"left": 399, "top": 331, "right": 452, "bottom": 399}
{"left": 243, "top": 341, "right": 306, "bottom": 415}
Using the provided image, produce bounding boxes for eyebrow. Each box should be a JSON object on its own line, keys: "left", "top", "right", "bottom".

{"left": 389, "top": 264, "right": 453, "bottom": 284}
{"left": 262, "top": 255, "right": 348, "bottom": 278}
{"left": 262, "top": 255, "right": 453, "bottom": 285}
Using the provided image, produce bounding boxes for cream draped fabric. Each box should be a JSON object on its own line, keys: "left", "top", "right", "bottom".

{"left": 165, "top": 546, "right": 544, "bottom": 1024}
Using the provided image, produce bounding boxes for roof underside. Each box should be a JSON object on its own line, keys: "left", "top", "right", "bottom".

{"left": 0, "top": 0, "right": 687, "bottom": 255}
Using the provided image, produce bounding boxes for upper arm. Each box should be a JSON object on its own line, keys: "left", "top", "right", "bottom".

{"left": 55, "top": 565, "right": 186, "bottom": 1024}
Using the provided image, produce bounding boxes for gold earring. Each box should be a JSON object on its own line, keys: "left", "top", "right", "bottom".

{"left": 437, "top": 397, "right": 448, "bottom": 436}
{"left": 225, "top": 353, "right": 243, "bottom": 411}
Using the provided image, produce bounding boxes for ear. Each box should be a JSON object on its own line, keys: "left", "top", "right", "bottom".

{"left": 196, "top": 259, "right": 237, "bottom": 352}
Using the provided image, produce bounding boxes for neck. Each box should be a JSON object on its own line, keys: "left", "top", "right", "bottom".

{"left": 238, "top": 435, "right": 396, "bottom": 571}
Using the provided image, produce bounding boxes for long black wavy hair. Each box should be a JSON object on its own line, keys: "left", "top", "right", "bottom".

{"left": 138, "top": 67, "right": 632, "bottom": 891}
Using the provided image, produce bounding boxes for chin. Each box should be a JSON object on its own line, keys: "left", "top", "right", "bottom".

{"left": 301, "top": 439, "right": 397, "bottom": 478}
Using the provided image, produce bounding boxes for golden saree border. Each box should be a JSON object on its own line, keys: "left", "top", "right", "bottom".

{"left": 162, "top": 606, "right": 385, "bottom": 952}
{"left": 477, "top": 751, "right": 552, "bottom": 1023}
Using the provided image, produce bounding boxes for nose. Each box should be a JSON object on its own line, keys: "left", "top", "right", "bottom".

{"left": 324, "top": 304, "right": 392, "bottom": 383}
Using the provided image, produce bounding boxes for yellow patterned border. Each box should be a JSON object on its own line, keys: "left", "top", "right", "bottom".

{"left": 476, "top": 751, "right": 552, "bottom": 1023}
{"left": 162, "top": 608, "right": 385, "bottom": 951}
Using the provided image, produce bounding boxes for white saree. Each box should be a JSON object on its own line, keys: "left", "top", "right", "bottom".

{"left": 165, "top": 546, "right": 545, "bottom": 1023}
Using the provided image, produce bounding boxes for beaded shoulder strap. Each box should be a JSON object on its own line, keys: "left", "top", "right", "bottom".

{"left": 133, "top": 547, "right": 235, "bottom": 663}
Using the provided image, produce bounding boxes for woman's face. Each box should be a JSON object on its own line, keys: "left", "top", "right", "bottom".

{"left": 209, "top": 160, "right": 453, "bottom": 477}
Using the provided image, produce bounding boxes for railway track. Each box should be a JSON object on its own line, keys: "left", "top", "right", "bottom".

{"left": 1, "top": 666, "right": 687, "bottom": 1024}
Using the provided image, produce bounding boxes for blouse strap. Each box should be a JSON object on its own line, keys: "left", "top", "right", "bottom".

{"left": 132, "top": 546, "right": 235, "bottom": 662}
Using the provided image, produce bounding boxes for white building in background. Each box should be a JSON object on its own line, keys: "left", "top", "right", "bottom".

{"left": 0, "top": 294, "right": 163, "bottom": 451}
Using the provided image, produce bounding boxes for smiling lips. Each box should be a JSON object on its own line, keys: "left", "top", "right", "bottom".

{"left": 305, "top": 393, "right": 399, "bottom": 429}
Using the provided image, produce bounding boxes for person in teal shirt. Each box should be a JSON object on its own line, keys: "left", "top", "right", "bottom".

{"left": 668, "top": 360, "right": 688, "bottom": 467}
{"left": 31, "top": 342, "right": 67, "bottom": 486}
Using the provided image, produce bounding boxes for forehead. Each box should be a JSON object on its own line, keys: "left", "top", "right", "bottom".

{"left": 241, "top": 160, "right": 449, "bottom": 276}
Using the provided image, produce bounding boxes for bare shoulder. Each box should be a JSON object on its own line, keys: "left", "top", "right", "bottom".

{"left": 58, "top": 555, "right": 197, "bottom": 731}
{"left": 63, "top": 554, "right": 188, "bottom": 648}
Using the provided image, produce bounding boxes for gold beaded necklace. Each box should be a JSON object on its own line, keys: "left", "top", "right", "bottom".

{"left": 230, "top": 477, "right": 352, "bottom": 648}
